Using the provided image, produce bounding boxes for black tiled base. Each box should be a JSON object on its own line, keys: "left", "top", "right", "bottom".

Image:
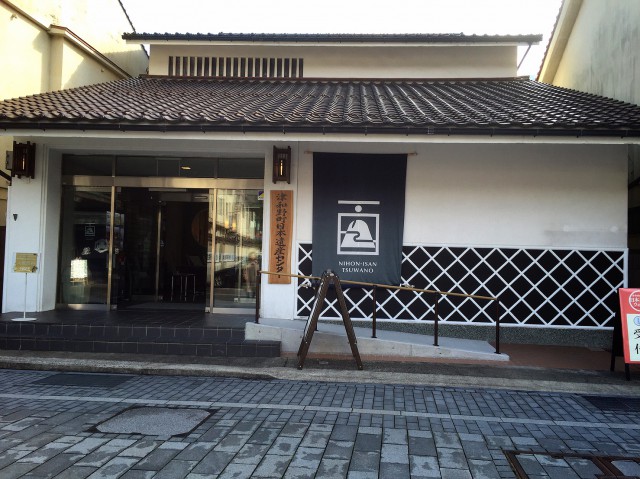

{"left": 0, "top": 315, "right": 280, "bottom": 358}
{"left": 0, "top": 336, "right": 280, "bottom": 358}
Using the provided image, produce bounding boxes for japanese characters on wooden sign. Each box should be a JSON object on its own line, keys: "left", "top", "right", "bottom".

{"left": 269, "top": 190, "right": 293, "bottom": 284}
{"left": 619, "top": 288, "right": 640, "bottom": 364}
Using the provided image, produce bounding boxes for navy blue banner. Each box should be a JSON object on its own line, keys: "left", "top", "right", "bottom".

{"left": 312, "top": 153, "right": 407, "bottom": 285}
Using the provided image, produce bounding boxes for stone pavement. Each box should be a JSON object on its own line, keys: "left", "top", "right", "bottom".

{"left": 0, "top": 367, "right": 640, "bottom": 478}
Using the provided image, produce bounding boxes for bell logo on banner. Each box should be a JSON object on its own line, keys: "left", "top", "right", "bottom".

{"left": 313, "top": 153, "right": 406, "bottom": 285}
{"left": 337, "top": 201, "right": 380, "bottom": 255}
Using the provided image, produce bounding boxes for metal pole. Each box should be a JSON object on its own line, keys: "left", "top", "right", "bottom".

{"left": 433, "top": 294, "right": 439, "bottom": 347}
{"left": 23, "top": 273, "right": 27, "bottom": 320}
{"left": 372, "top": 285, "right": 377, "bottom": 338}
{"left": 494, "top": 298, "right": 500, "bottom": 354}
{"left": 255, "top": 271, "right": 261, "bottom": 323}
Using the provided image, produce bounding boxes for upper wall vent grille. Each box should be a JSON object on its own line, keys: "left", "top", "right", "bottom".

{"left": 168, "top": 56, "right": 304, "bottom": 78}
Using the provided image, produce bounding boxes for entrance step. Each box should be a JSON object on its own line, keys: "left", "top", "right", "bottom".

{"left": 0, "top": 321, "right": 280, "bottom": 358}
{"left": 246, "top": 318, "right": 508, "bottom": 361}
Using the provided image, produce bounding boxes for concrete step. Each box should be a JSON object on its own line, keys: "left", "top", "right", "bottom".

{"left": 246, "top": 318, "right": 508, "bottom": 361}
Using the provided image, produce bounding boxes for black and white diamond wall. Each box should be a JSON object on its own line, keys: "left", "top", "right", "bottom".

{"left": 296, "top": 243, "right": 625, "bottom": 328}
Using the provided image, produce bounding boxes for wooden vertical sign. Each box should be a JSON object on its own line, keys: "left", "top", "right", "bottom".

{"left": 269, "top": 190, "right": 293, "bottom": 284}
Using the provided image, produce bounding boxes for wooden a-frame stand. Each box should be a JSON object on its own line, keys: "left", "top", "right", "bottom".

{"left": 297, "top": 270, "right": 363, "bottom": 370}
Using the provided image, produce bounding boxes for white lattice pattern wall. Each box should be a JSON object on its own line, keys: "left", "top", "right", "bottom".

{"left": 296, "top": 243, "right": 626, "bottom": 328}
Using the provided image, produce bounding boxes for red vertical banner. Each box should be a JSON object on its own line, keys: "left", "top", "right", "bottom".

{"left": 269, "top": 190, "right": 293, "bottom": 284}
{"left": 618, "top": 288, "right": 640, "bottom": 364}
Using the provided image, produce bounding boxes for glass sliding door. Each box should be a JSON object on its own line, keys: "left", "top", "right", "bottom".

{"left": 57, "top": 182, "right": 264, "bottom": 312}
{"left": 115, "top": 188, "right": 209, "bottom": 310}
{"left": 208, "top": 189, "right": 263, "bottom": 310}
{"left": 58, "top": 186, "right": 112, "bottom": 306}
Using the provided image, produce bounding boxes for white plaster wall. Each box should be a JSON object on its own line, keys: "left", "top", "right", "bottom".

{"left": 1, "top": 135, "right": 626, "bottom": 317}
{"left": 296, "top": 143, "right": 627, "bottom": 249}
{"left": 149, "top": 44, "right": 517, "bottom": 79}
{"left": 259, "top": 144, "right": 300, "bottom": 320}
{"left": 10, "top": 0, "right": 148, "bottom": 77}
{"left": 3, "top": 143, "right": 58, "bottom": 312}
{"left": 58, "top": 40, "right": 122, "bottom": 89}
{"left": 0, "top": 2, "right": 51, "bottom": 97}
{"left": 552, "top": 0, "right": 640, "bottom": 106}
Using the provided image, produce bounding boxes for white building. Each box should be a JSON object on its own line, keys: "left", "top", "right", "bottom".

{"left": 0, "top": 0, "right": 148, "bottom": 308}
{"left": 0, "top": 32, "right": 637, "bottom": 347}
{"left": 539, "top": 0, "right": 640, "bottom": 290}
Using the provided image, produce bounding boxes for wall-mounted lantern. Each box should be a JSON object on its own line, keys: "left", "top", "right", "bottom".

{"left": 12, "top": 141, "right": 35, "bottom": 179}
{"left": 272, "top": 146, "right": 291, "bottom": 184}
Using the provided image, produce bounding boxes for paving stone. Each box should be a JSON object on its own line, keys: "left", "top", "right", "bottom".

{"left": 216, "top": 462, "right": 257, "bottom": 479}
{"left": 564, "top": 457, "right": 604, "bottom": 478}
{"left": 0, "top": 448, "right": 31, "bottom": 469}
{"left": 280, "top": 423, "right": 308, "bottom": 437}
{"left": 316, "top": 458, "right": 349, "bottom": 479}
{"left": 440, "top": 467, "right": 472, "bottom": 479}
{"left": 437, "top": 447, "right": 468, "bottom": 469}
{"left": 65, "top": 438, "right": 110, "bottom": 455}
{"left": 175, "top": 442, "right": 217, "bottom": 461}
{"left": 214, "top": 434, "right": 250, "bottom": 452}
{"left": 331, "top": 425, "right": 358, "bottom": 441}
{"left": 234, "top": 443, "right": 271, "bottom": 464}
{"left": 461, "top": 440, "right": 492, "bottom": 460}
{"left": 354, "top": 433, "right": 381, "bottom": 452}
{"left": 384, "top": 428, "right": 408, "bottom": 445}
{"left": 434, "top": 431, "right": 462, "bottom": 449}
{"left": 0, "top": 461, "right": 39, "bottom": 479}
{"left": 252, "top": 454, "right": 291, "bottom": 477}
{"left": 119, "top": 470, "right": 156, "bottom": 479}
{"left": 300, "top": 430, "right": 331, "bottom": 448}
{"left": 410, "top": 434, "right": 437, "bottom": 456}
{"left": 468, "top": 459, "right": 502, "bottom": 479}
{"left": 349, "top": 451, "right": 379, "bottom": 473}
{"left": 612, "top": 460, "right": 640, "bottom": 476}
{"left": 25, "top": 452, "right": 83, "bottom": 477}
{"left": 324, "top": 439, "right": 354, "bottom": 460}
{"left": 346, "top": 471, "right": 378, "bottom": 479}
{"left": 52, "top": 465, "right": 97, "bottom": 478}
{"left": 132, "top": 448, "right": 179, "bottom": 470}
{"left": 270, "top": 436, "right": 302, "bottom": 456}
{"left": 86, "top": 456, "right": 139, "bottom": 479}
{"left": 381, "top": 443, "right": 409, "bottom": 464}
{"left": 119, "top": 440, "right": 161, "bottom": 458}
{"left": 248, "top": 428, "right": 281, "bottom": 445}
{"left": 191, "top": 450, "right": 234, "bottom": 475}
{"left": 410, "top": 455, "right": 441, "bottom": 478}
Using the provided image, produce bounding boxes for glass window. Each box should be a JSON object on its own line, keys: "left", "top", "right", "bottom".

{"left": 62, "top": 155, "right": 113, "bottom": 176}
{"left": 179, "top": 157, "right": 216, "bottom": 178}
{"left": 210, "top": 189, "right": 263, "bottom": 309}
{"left": 218, "top": 158, "right": 264, "bottom": 178}
{"left": 58, "top": 187, "right": 112, "bottom": 305}
{"left": 116, "top": 156, "right": 157, "bottom": 176}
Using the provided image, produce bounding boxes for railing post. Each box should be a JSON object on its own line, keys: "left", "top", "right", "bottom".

{"left": 372, "top": 285, "right": 377, "bottom": 338}
{"left": 433, "top": 293, "right": 439, "bottom": 347}
{"left": 494, "top": 298, "right": 500, "bottom": 354}
{"left": 255, "top": 271, "right": 261, "bottom": 324}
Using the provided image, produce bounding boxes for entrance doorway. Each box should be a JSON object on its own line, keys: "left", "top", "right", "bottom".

{"left": 58, "top": 185, "right": 264, "bottom": 312}
{"left": 115, "top": 188, "right": 209, "bottom": 310}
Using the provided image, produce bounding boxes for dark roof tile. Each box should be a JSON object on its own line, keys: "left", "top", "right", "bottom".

{"left": 122, "top": 32, "right": 543, "bottom": 44}
{"left": 0, "top": 77, "right": 639, "bottom": 137}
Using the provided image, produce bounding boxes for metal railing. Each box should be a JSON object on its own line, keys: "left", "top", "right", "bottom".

{"left": 256, "top": 270, "right": 501, "bottom": 354}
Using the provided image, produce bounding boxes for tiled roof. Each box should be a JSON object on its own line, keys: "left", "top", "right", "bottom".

{"left": 1, "top": 77, "right": 639, "bottom": 137}
{"left": 122, "top": 32, "right": 543, "bottom": 44}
